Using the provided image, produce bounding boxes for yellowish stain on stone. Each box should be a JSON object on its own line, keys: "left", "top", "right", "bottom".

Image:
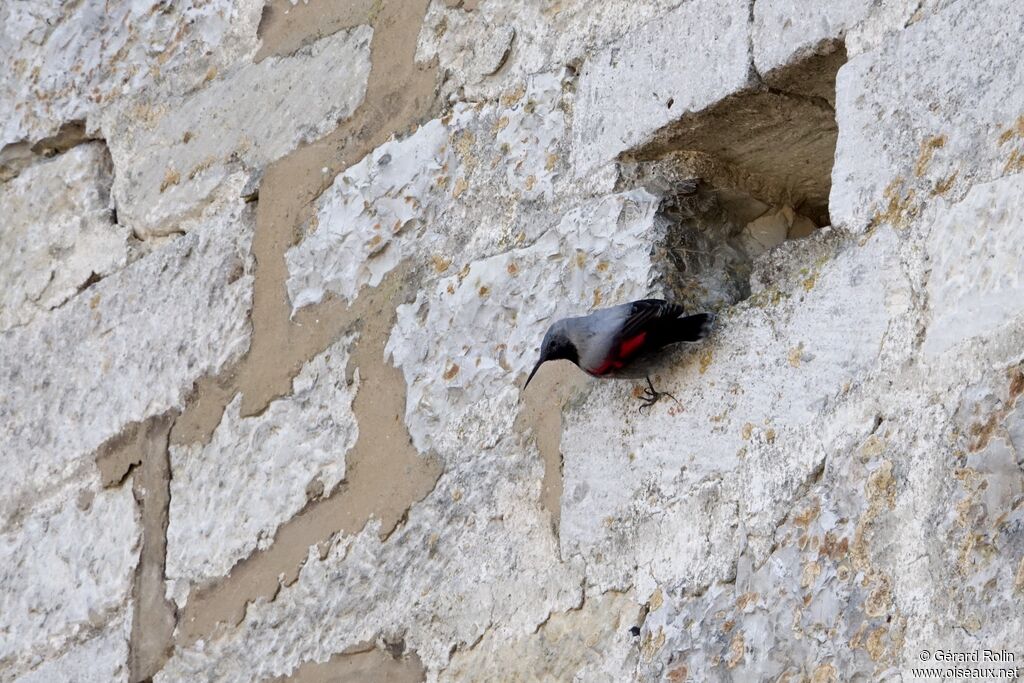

{"left": 698, "top": 349, "right": 713, "bottom": 374}
{"left": 726, "top": 632, "right": 745, "bottom": 668}
{"left": 443, "top": 362, "right": 460, "bottom": 381}
{"left": 788, "top": 343, "right": 804, "bottom": 367}
{"left": 454, "top": 130, "right": 477, "bottom": 171}
{"left": 859, "top": 435, "right": 886, "bottom": 461}
{"left": 914, "top": 134, "right": 946, "bottom": 177}
{"left": 866, "top": 627, "right": 888, "bottom": 661}
{"left": 871, "top": 177, "right": 920, "bottom": 229}
{"left": 866, "top": 461, "right": 896, "bottom": 510}
{"left": 793, "top": 498, "right": 820, "bottom": 528}
{"left": 641, "top": 627, "right": 666, "bottom": 661}
{"left": 452, "top": 176, "right": 469, "bottom": 198}
{"left": 666, "top": 664, "right": 689, "bottom": 682}
{"left": 735, "top": 591, "right": 758, "bottom": 611}
{"left": 800, "top": 560, "right": 821, "bottom": 589}
{"left": 933, "top": 169, "right": 958, "bottom": 195}
{"left": 811, "top": 660, "right": 836, "bottom": 681}
{"left": 431, "top": 255, "right": 451, "bottom": 273}
{"left": 864, "top": 577, "right": 892, "bottom": 618}
{"left": 648, "top": 587, "right": 664, "bottom": 611}
{"left": 499, "top": 82, "right": 526, "bottom": 108}
{"left": 159, "top": 166, "right": 180, "bottom": 193}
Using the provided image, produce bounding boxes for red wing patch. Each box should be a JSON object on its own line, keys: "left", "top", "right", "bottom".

{"left": 592, "top": 359, "right": 622, "bottom": 376}
{"left": 591, "top": 332, "right": 648, "bottom": 376}
{"left": 618, "top": 332, "right": 647, "bottom": 358}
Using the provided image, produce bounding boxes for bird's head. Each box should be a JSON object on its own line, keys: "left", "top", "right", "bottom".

{"left": 523, "top": 322, "right": 578, "bottom": 389}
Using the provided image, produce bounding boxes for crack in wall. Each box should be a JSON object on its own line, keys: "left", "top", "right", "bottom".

{"left": 268, "top": 641, "right": 426, "bottom": 683}
{"left": 0, "top": 120, "right": 100, "bottom": 183}
{"left": 127, "top": 414, "right": 178, "bottom": 683}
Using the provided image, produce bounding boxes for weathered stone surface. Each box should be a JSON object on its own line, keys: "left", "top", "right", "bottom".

{"left": 632, "top": 356, "right": 1024, "bottom": 679}
{"left": 389, "top": 190, "right": 661, "bottom": 456}
{"left": 442, "top": 591, "right": 641, "bottom": 682}
{"left": 831, "top": 0, "right": 1024, "bottom": 231}
{"left": 286, "top": 118, "right": 453, "bottom": 309}
{"left": 843, "top": 0, "right": 955, "bottom": 56}
{"left": 741, "top": 206, "right": 790, "bottom": 256}
{"left": 14, "top": 613, "right": 131, "bottom": 683}
{"left": 560, "top": 227, "right": 909, "bottom": 593}
{"left": 0, "top": 483, "right": 138, "bottom": 679}
{"left": 0, "top": 200, "right": 254, "bottom": 523}
{"left": 0, "top": 0, "right": 263, "bottom": 149}
{"left": 752, "top": 0, "right": 956, "bottom": 79}
{"left": 571, "top": 0, "right": 752, "bottom": 175}
{"left": 752, "top": 0, "right": 872, "bottom": 78}
{"left": 924, "top": 174, "right": 1024, "bottom": 357}
{"left": 5, "top": 0, "right": 1024, "bottom": 680}
{"left": 417, "top": 0, "right": 692, "bottom": 101}
{"left": 0, "top": 143, "right": 127, "bottom": 332}
{"left": 286, "top": 71, "right": 571, "bottom": 311}
{"left": 158, "top": 433, "right": 582, "bottom": 681}
{"left": 102, "top": 25, "right": 372, "bottom": 237}
{"left": 166, "top": 337, "right": 359, "bottom": 608}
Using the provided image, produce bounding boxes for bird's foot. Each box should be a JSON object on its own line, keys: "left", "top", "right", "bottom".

{"left": 637, "top": 377, "right": 680, "bottom": 413}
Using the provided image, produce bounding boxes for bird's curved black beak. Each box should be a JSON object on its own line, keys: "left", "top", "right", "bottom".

{"left": 523, "top": 359, "right": 543, "bottom": 389}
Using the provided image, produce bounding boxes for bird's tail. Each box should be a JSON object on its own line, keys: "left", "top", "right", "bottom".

{"left": 672, "top": 312, "right": 715, "bottom": 342}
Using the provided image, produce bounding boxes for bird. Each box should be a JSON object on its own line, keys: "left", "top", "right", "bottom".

{"left": 523, "top": 299, "right": 714, "bottom": 411}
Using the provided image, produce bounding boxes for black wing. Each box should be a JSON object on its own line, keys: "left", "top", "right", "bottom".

{"left": 617, "top": 299, "right": 687, "bottom": 341}
{"left": 616, "top": 299, "right": 712, "bottom": 351}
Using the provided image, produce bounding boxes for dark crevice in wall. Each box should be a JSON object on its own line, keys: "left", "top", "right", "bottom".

{"left": 0, "top": 120, "right": 100, "bottom": 182}
{"left": 618, "top": 43, "right": 847, "bottom": 311}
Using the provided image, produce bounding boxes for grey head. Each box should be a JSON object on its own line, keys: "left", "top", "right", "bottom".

{"left": 523, "top": 320, "right": 579, "bottom": 389}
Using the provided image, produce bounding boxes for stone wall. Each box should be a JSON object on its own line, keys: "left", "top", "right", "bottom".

{"left": 2, "top": 0, "right": 1022, "bottom": 680}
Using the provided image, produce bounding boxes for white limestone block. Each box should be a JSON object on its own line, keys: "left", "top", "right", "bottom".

{"left": 0, "top": 143, "right": 128, "bottom": 332}
{"left": 570, "top": 0, "right": 751, "bottom": 175}
{"left": 0, "top": 201, "right": 255, "bottom": 522}
{"left": 165, "top": 338, "right": 359, "bottom": 608}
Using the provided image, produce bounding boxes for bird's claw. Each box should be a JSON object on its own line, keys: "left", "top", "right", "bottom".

{"left": 637, "top": 378, "right": 681, "bottom": 413}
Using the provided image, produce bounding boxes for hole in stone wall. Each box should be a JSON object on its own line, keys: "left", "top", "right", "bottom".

{"left": 0, "top": 120, "right": 98, "bottom": 183}
{"left": 618, "top": 43, "right": 846, "bottom": 311}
